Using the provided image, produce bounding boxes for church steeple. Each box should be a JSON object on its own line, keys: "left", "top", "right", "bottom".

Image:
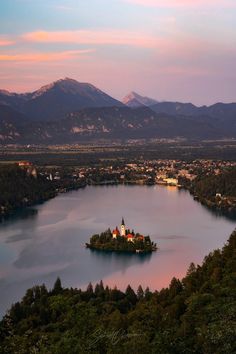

{"left": 121, "top": 217, "right": 126, "bottom": 236}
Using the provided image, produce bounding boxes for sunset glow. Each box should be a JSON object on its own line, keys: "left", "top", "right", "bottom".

{"left": 0, "top": 0, "right": 235, "bottom": 104}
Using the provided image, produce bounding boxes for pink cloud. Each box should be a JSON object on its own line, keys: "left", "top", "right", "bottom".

{"left": 0, "top": 49, "right": 94, "bottom": 62}
{"left": 0, "top": 38, "right": 15, "bottom": 46}
{"left": 125, "top": 0, "right": 235, "bottom": 7}
{"left": 20, "top": 29, "right": 234, "bottom": 54}
{"left": 22, "top": 30, "right": 158, "bottom": 48}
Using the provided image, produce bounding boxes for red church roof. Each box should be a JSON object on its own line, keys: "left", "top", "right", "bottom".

{"left": 112, "top": 228, "right": 120, "bottom": 235}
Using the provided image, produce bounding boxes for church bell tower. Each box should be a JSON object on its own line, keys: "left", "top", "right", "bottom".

{"left": 121, "top": 217, "right": 126, "bottom": 236}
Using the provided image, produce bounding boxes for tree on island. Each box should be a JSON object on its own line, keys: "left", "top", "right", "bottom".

{"left": 86, "top": 228, "right": 156, "bottom": 253}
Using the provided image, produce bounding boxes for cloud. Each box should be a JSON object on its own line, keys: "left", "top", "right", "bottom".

{"left": 22, "top": 30, "right": 158, "bottom": 48}
{"left": 0, "top": 38, "right": 15, "bottom": 46}
{"left": 124, "top": 0, "right": 235, "bottom": 8}
{"left": 0, "top": 49, "right": 94, "bottom": 62}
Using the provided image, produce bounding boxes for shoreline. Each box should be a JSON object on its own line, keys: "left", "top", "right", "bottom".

{"left": 86, "top": 243, "right": 157, "bottom": 254}
{"left": 1, "top": 180, "right": 235, "bottom": 223}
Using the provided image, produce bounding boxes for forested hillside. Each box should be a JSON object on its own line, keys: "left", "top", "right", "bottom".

{"left": 188, "top": 168, "right": 236, "bottom": 213}
{"left": 0, "top": 165, "right": 56, "bottom": 217}
{"left": 193, "top": 168, "right": 236, "bottom": 198}
{"left": 0, "top": 230, "right": 235, "bottom": 353}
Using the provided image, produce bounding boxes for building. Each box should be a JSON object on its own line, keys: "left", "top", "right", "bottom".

{"left": 112, "top": 227, "right": 120, "bottom": 239}
{"left": 18, "top": 161, "right": 37, "bottom": 178}
{"left": 126, "top": 233, "right": 135, "bottom": 242}
{"left": 121, "top": 217, "right": 126, "bottom": 236}
{"left": 18, "top": 161, "right": 32, "bottom": 167}
{"left": 112, "top": 218, "right": 144, "bottom": 243}
{"left": 112, "top": 218, "right": 126, "bottom": 239}
{"left": 163, "top": 178, "right": 178, "bottom": 186}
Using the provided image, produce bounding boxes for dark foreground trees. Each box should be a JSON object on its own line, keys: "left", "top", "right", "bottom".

{"left": 0, "top": 230, "right": 236, "bottom": 353}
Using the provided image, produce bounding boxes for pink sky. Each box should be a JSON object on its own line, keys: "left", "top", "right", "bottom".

{"left": 125, "top": 0, "right": 236, "bottom": 8}
{"left": 0, "top": 0, "right": 235, "bottom": 104}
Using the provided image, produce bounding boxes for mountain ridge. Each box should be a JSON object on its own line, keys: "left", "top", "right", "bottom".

{"left": 0, "top": 105, "right": 234, "bottom": 144}
{"left": 123, "top": 92, "right": 236, "bottom": 121}
{"left": 123, "top": 91, "right": 158, "bottom": 107}
{"left": 0, "top": 79, "right": 236, "bottom": 144}
{"left": 0, "top": 78, "right": 124, "bottom": 122}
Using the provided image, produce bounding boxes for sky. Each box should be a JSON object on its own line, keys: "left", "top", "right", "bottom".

{"left": 0, "top": 0, "right": 236, "bottom": 105}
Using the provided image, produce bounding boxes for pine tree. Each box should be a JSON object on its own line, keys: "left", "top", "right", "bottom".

{"left": 125, "top": 285, "right": 137, "bottom": 305}
{"left": 52, "top": 277, "right": 63, "bottom": 294}
{"left": 137, "top": 285, "right": 144, "bottom": 300}
{"left": 86, "top": 282, "right": 93, "bottom": 295}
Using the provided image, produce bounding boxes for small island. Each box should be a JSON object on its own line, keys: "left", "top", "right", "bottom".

{"left": 86, "top": 218, "right": 157, "bottom": 253}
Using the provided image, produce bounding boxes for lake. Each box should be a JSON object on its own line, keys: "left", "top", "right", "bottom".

{"left": 0, "top": 185, "right": 235, "bottom": 317}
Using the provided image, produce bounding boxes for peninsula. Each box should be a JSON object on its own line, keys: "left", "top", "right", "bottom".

{"left": 86, "top": 218, "right": 157, "bottom": 253}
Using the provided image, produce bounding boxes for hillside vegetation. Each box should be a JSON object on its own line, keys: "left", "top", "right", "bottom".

{"left": 0, "top": 230, "right": 235, "bottom": 353}
{"left": 193, "top": 168, "right": 236, "bottom": 198}
{"left": 0, "top": 165, "right": 55, "bottom": 217}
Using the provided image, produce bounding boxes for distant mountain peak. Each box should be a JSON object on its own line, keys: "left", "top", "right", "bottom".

{"left": 0, "top": 78, "right": 123, "bottom": 122}
{"left": 59, "top": 77, "right": 76, "bottom": 82}
{"left": 123, "top": 91, "right": 141, "bottom": 104}
{"left": 123, "top": 92, "right": 158, "bottom": 107}
{"left": 31, "top": 77, "right": 105, "bottom": 99}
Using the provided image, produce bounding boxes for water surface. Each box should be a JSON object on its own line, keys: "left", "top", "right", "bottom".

{"left": 0, "top": 185, "right": 235, "bottom": 317}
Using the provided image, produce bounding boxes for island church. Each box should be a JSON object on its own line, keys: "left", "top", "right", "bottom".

{"left": 112, "top": 218, "right": 144, "bottom": 242}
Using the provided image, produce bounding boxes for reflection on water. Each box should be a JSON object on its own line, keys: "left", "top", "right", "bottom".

{"left": 0, "top": 207, "right": 38, "bottom": 224}
{"left": 0, "top": 185, "right": 235, "bottom": 317}
{"left": 88, "top": 248, "right": 152, "bottom": 268}
{"left": 200, "top": 203, "right": 236, "bottom": 221}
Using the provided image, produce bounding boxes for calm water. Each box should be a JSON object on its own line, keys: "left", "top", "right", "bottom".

{"left": 0, "top": 185, "right": 235, "bottom": 317}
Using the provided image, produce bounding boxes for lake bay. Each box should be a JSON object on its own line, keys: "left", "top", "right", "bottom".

{"left": 0, "top": 185, "right": 235, "bottom": 317}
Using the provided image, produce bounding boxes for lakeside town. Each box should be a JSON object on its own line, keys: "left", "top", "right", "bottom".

{"left": 0, "top": 158, "right": 236, "bottom": 219}
{"left": 33, "top": 158, "right": 236, "bottom": 187}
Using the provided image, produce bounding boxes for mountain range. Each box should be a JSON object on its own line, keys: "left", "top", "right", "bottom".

{"left": 0, "top": 78, "right": 235, "bottom": 144}
{"left": 0, "top": 78, "right": 123, "bottom": 122}
{"left": 122, "top": 91, "right": 158, "bottom": 108}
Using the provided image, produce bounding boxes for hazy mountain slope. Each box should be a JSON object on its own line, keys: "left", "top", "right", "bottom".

{"left": 0, "top": 90, "right": 27, "bottom": 111}
{"left": 150, "top": 101, "right": 199, "bottom": 116}
{"left": 0, "top": 106, "right": 230, "bottom": 144}
{"left": 0, "top": 105, "right": 30, "bottom": 142}
{"left": 0, "top": 78, "right": 123, "bottom": 122}
{"left": 0, "top": 80, "right": 235, "bottom": 144}
{"left": 123, "top": 92, "right": 158, "bottom": 107}
{"left": 150, "top": 101, "right": 236, "bottom": 121}
{"left": 122, "top": 95, "right": 236, "bottom": 123}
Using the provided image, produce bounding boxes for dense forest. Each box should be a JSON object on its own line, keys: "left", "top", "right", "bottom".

{"left": 193, "top": 168, "right": 236, "bottom": 198}
{"left": 0, "top": 164, "right": 87, "bottom": 219}
{"left": 189, "top": 168, "right": 236, "bottom": 213}
{"left": 0, "top": 164, "right": 56, "bottom": 218}
{"left": 0, "top": 229, "right": 235, "bottom": 353}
